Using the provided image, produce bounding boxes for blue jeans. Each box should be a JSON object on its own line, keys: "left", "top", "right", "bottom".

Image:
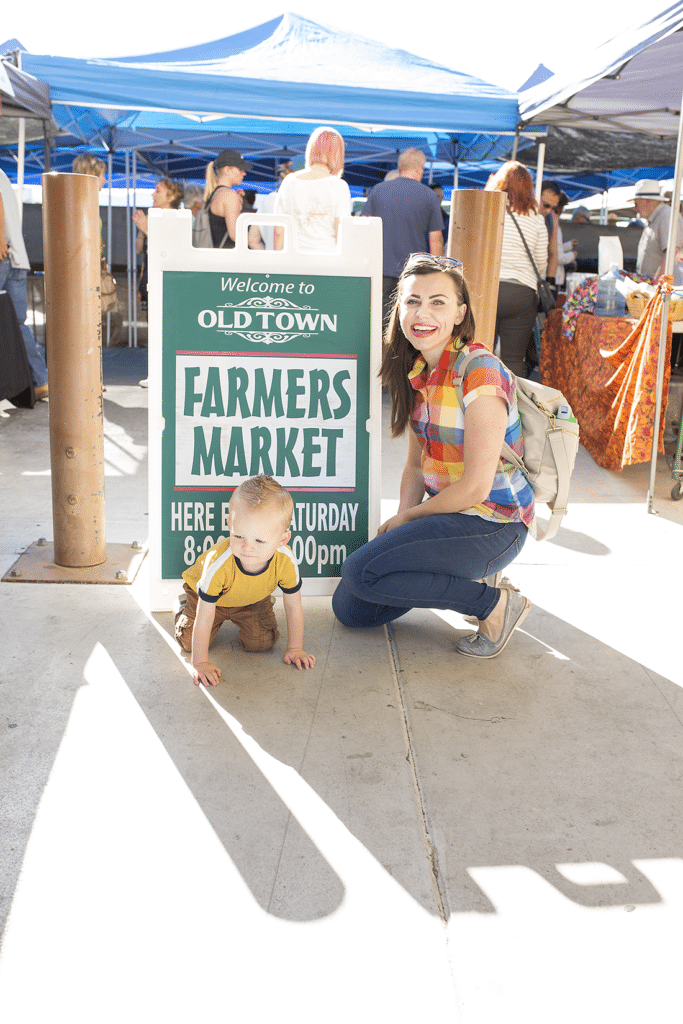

{"left": 0, "top": 260, "right": 48, "bottom": 387}
{"left": 332, "top": 513, "right": 528, "bottom": 628}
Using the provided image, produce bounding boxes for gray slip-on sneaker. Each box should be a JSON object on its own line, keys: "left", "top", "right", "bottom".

{"left": 456, "top": 588, "right": 531, "bottom": 659}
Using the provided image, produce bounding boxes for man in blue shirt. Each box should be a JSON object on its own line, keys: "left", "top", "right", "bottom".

{"left": 362, "top": 148, "right": 444, "bottom": 329}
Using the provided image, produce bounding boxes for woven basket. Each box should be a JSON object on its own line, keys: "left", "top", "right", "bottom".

{"left": 626, "top": 290, "right": 683, "bottom": 320}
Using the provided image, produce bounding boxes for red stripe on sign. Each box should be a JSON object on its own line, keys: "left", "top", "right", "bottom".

{"left": 175, "top": 351, "right": 356, "bottom": 359}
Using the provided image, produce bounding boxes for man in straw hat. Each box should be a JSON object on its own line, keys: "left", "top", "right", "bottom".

{"left": 633, "top": 179, "right": 683, "bottom": 281}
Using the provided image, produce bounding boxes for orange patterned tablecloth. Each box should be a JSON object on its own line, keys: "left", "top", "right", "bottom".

{"left": 540, "top": 305, "right": 672, "bottom": 471}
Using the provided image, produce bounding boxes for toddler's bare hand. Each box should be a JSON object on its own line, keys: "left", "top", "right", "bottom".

{"left": 283, "top": 648, "right": 316, "bottom": 670}
{"left": 193, "top": 661, "right": 222, "bottom": 686}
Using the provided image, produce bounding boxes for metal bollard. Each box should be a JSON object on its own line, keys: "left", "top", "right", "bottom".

{"left": 42, "top": 172, "right": 106, "bottom": 567}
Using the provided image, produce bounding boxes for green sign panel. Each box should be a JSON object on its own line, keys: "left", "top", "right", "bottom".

{"left": 161, "top": 270, "right": 371, "bottom": 581}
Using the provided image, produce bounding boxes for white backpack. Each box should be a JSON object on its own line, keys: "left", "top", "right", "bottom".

{"left": 455, "top": 350, "right": 579, "bottom": 541}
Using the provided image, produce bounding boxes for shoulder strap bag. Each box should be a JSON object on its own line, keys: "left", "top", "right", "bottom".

{"left": 509, "top": 211, "right": 556, "bottom": 313}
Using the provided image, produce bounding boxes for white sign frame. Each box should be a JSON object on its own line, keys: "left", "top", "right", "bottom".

{"left": 147, "top": 209, "right": 383, "bottom": 611}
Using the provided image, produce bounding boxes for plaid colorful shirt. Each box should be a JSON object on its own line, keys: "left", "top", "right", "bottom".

{"left": 408, "top": 339, "right": 535, "bottom": 528}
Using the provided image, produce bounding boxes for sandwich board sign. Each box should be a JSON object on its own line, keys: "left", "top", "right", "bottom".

{"left": 147, "top": 211, "right": 382, "bottom": 610}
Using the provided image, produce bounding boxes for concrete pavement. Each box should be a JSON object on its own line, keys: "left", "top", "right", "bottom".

{"left": 1, "top": 349, "right": 682, "bottom": 1022}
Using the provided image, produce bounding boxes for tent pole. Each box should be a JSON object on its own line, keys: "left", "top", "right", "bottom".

{"left": 511, "top": 126, "right": 520, "bottom": 161}
{"left": 647, "top": 87, "right": 683, "bottom": 513}
{"left": 106, "top": 152, "right": 113, "bottom": 347}
{"left": 43, "top": 123, "right": 50, "bottom": 172}
{"left": 15, "top": 51, "right": 25, "bottom": 228}
{"left": 125, "top": 150, "right": 133, "bottom": 348}
{"left": 132, "top": 149, "right": 138, "bottom": 349}
{"left": 599, "top": 191, "right": 608, "bottom": 226}
{"left": 535, "top": 142, "right": 545, "bottom": 202}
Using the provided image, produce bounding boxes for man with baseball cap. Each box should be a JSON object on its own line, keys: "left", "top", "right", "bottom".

{"left": 633, "top": 179, "right": 683, "bottom": 280}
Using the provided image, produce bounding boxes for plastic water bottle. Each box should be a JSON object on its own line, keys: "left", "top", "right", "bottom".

{"left": 595, "top": 264, "right": 626, "bottom": 318}
{"left": 556, "top": 404, "right": 577, "bottom": 425}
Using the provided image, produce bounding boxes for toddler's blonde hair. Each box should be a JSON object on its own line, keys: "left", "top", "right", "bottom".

{"left": 229, "top": 475, "right": 293, "bottom": 532}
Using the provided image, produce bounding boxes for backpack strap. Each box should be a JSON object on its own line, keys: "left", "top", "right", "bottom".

{"left": 534, "top": 427, "right": 571, "bottom": 541}
{"left": 453, "top": 347, "right": 538, "bottom": 534}
{"left": 454, "top": 348, "right": 523, "bottom": 468}
{"left": 509, "top": 211, "right": 544, "bottom": 286}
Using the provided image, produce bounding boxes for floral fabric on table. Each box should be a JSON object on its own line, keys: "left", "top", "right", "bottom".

{"left": 541, "top": 279, "right": 673, "bottom": 471}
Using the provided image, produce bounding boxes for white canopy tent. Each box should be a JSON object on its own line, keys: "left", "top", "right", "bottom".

{"left": 520, "top": 1, "right": 683, "bottom": 509}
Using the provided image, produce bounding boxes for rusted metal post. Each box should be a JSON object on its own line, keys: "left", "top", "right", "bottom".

{"left": 42, "top": 172, "right": 106, "bottom": 567}
{"left": 448, "top": 189, "right": 506, "bottom": 352}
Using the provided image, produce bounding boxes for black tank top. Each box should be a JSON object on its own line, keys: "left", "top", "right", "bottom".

{"left": 208, "top": 186, "right": 236, "bottom": 249}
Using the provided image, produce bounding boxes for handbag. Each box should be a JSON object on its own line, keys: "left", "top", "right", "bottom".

{"left": 509, "top": 211, "right": 556, "bottom": 313}
{"left": 100, "top": 265, "right": 118, "bottom": 314}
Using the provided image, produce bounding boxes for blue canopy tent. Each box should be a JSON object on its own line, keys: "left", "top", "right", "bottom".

{"left": 8, "top": 13, "right": 530, "bottom": 186}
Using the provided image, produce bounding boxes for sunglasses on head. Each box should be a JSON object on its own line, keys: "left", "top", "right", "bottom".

{"left": 409, "top": 252, "right": 463, "bottom": 269}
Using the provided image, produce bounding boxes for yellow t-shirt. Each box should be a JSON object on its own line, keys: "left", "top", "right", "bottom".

{"left": 182, "top": 538, "right": 301, "bottom": 607}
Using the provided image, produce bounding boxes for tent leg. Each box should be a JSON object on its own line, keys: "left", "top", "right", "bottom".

{"left": 106, "top": 152, "right": 113, "bottom": 347}
{"left": 647, "top": 86, "right": 683, "bottom": 512}
{"left": 535, "top": 142, "right": 545, "bottom": 202}
{"left": 125, "top": 150, "right": 133, "bottom": 349}
{"left": 132, "top": 149, "right": 138, "bottom": 349}
{"left": 43, "top": 122, "right": 50, "bottom": 172}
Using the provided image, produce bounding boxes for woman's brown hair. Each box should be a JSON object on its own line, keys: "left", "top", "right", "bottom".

{"left": 485, "top": 160, "right": 538, "bottom": 216}
{"left": 158, "top": 178, "right": 184, "bottom": 209}
{"left": 380, "top": 254, "right": 476, "bottom": 438}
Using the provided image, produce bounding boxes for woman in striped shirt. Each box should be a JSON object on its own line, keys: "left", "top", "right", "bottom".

{"left": 485, "top": 162, "right": 548, "bottom": 377}
{"left": 332, "top": 253, "right": 535, "bottom": 659}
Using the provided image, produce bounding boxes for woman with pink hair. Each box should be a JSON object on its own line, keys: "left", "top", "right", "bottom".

{"left": 274, "top": 127, "right": 352, "bottom": 253}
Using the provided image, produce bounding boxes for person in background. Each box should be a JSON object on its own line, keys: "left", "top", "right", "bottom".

{"left": 539, "top": 180, "right": 562, "bottom": 294}
{"left": 430, "top": 183, "right": 450, "bottom": 246}
{"left": 571, "top": 206, "right": 591, "bottom": 224}
{"left": 72, "top": 154, "right": 106, "bottom": 191}
{"left": 273, "top": 126, "right": 352, "bottom": 253}
{"left": 182, "top": 184, "right": 205, "bottom": 221}
{"left": 632, "top": 179, "right": 683, "bottom": 282}
{"left": 72, "top": 153, "right": 108, "bottom": 261}
{"left": 362, "top": 148, "right": 444, "bottom": 329}
{"left": 202, "top": 149, "right": 251, "bottom": 249}
{"left": 241, "top": 189, "right": 258, "bottom": 216}
{"left": 485, "top": 162, "right": 548, "bottom": 377}
{"left": 554, "top": 191, "right": 577, "bottom": 289}
{"left": 133, "top": 177, "right": 184, "bottom": 306}
{"left": 0, "top": 168, "right": 49, "bottom": 400}
{"left": 239, "top": 188, "right": 266, "bottom": 250}
{"left": 132, "top": 177, "right": 183, "bottom": 388}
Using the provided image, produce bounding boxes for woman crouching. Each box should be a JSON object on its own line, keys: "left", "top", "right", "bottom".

{"left": 332, "top": 253, "right": 534, "bottom": 658}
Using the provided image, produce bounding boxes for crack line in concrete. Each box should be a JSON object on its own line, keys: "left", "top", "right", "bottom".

{"left": 266, "top": 623, "right": 334, "bottom": 915}
{"left": 384, "top": 623, "right": 451, "bottom": 924}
